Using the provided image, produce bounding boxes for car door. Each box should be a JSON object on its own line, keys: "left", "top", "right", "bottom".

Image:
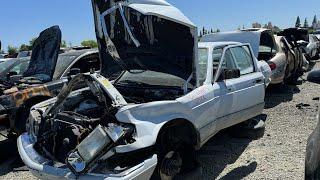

{"left": 215, "top": 45, "right": 265, "bottom": 129}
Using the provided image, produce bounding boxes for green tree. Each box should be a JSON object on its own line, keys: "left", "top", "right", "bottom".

{"left": 304, "top": 18, "right": 309, "bottom": 28}
{"left": 312, "top": 15, "right": 318, "bottom": 29}
{"left": 295, "top": 16, "right": 301, "bottom": 28}
{"left": 19, "top": 44, "right": 31, "bottom": 52}
{"left": 81, "top": 40, "right": 98, "bottom": 48}
{"left": 29, "top": 37, "right": 37, "bottom": 48}
{"left": 199, "top": 31, "right": 203, "bottom": 37}
{"left": 61, "top": 40, "right": 67, "bottom": 48}
{"left": 7, "top": 45, "right": 18, "bottom": 55}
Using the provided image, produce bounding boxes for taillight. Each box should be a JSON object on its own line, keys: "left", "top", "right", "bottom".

{"left": 268, "top": 62, "right": 277, "bottom": 71}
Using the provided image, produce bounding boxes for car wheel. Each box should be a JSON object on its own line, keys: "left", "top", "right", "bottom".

{"left": 151, "top": 130, "right": 196, "bottom": 180}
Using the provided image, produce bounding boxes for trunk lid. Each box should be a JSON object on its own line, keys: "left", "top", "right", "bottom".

{"left": 92, "top": 0, "right": 197, "bottom": 81}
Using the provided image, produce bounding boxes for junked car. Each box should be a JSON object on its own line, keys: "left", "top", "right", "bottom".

{"left": 201, "top": 28, "right": 304, "bottom": 84}
{"left": 0, "top": 57, "right": 30, "bottom": 82}
{"left": 279, "top": 28, "right": 320, "bottom": 61}
{"left": 18, "top": 0, "right": 271, "bottom": 179}
{"left": 305, "top": 102, "right": 320, "bottom": 179}
{"left": 0, "top": 26, "right": 100, "bottom": 137}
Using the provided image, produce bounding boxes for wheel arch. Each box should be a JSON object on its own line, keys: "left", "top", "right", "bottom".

{"left": 156, "top": 118, "right": 200, "bottom": 149}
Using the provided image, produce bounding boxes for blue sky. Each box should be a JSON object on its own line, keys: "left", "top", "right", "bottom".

{"left": 1, "top": 0, "right": 320, "bottom": 52}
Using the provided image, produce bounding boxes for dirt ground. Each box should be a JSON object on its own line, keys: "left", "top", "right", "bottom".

{"left": 0, "top": 61, "right": 320, "bottom": 180}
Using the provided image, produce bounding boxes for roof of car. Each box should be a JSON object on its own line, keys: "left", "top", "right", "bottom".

{"left": 59, "top": 48, "right": 98, "bottom": 57}
{"left": 198, "top": 41, "right": 241, "bottom": 48}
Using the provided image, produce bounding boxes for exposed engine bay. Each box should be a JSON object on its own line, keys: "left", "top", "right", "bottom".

{"left": 31, "top": 72, "right": 184, "bottom": 174}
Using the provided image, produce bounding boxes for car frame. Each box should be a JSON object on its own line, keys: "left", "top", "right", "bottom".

{"left": 18, "top": 42, "right": 270, "bottom": 179}
{"left": 18, "top": 0, "right": 271, "bottom": 179}
{"left": 0, "top": 49, "right": 100, "bottom": 136}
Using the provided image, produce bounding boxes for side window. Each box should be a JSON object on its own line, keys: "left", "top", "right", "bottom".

{"left": 222, "top": 49, "right": 236, "bottom": 70}
{"left": 230, "top": 46, "right": 254, "bottom": 75}
{"left": 215, "top": 49, "right": 237, "bottom": 82}
{"left": 198, "top": 48, "right": 208, "bottom": 85}
{"left": 212, "top": 48, "right": 223, "bottom": 68}
{"left": 70, "top": 54, "right": 100, "bottom": 74}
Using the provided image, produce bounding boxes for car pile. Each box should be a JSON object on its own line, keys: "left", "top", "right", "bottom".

{"left": 0, "top": 0, "right": 319, "bottom": 179}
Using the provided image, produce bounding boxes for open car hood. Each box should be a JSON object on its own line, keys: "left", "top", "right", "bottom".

{"left": 278, "top": 28, "right": 308, "bottom": 42}
{"left": 23, "top": 26, "right": 61, "bottom": 82}
{"left": 92, "top": 0, "right": 197, "bottom": 80}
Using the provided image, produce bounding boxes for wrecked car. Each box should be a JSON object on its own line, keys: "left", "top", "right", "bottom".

{"left": 0, "top": 26, "right": 100, "bottom": 136}
{"left": 18, "top": 0, "right": 271, "bottom": 179}
{"left": 305, "top": 101, "right": 320, "bottom": 179}
{"left": 201, "top": 28, "right": 304, "bottom": 84}
{"left": 0, "top": 57, "right": 30, "bottom": 82}
{"left": 279, "top": 28, "right": 320, "bottom": 61}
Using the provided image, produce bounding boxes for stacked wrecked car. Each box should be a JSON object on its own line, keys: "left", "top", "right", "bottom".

{"left": 0, "top": 26, "right": 101, "bottom": 137}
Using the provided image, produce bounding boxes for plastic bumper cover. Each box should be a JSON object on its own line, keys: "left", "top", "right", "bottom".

{"left": 18, "top": 133, "right": 157, "bottom": 180}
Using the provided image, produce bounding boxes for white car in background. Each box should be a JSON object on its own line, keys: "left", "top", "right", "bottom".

{"left": 299, "top": 34, "right": 320, "bottom": 60}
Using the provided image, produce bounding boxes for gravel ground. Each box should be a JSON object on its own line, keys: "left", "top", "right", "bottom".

{"left": 0, "top": 61, "right": 320, "bottom": 180}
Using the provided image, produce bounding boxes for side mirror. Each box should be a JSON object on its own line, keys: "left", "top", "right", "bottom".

{"left": 219, "top": 69, "right": 240, "bottom": 81}
{"left": 68, "top": 68, "right": 81, "bottom": 77}
{"left": 6, "top": 71, "right": 18, "bottom": 81}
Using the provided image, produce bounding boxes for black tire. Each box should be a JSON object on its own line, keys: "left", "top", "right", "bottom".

{"left": 151, "top": 129, "right": 196, "bottom": 180}
{"left": 227, "top": 118, "right": 265, "bottom": 139}
{"left": 13, "top": 105, "right": 31, "bottom": 136}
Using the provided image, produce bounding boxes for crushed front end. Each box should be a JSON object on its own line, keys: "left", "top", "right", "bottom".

{"left": 18, "top": 73, "right": 157, "bottom": 179}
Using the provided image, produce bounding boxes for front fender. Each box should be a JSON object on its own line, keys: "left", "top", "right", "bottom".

{"left": 115, "top": 101, "right": 194, "bottom": 153}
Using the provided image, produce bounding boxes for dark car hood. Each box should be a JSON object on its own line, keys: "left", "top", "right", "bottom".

{"left": 23, "top": 26, "right": 61, "bottom": 82}
{"left": 92, "top": 0, "right": 197, "bottom": 80}
{"left": 278, "top": 28, "right": 308, "bottom": 42}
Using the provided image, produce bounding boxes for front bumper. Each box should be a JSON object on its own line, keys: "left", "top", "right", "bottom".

{"left": 18, "top": 133, "right": 157, "bottom": 180}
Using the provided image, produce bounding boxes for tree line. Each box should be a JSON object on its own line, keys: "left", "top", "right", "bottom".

{"left": 3, "top": 39, "right": 98, "bottom": 55}
{"left": 295, "top": 15, "right": 319, "bottom": 30}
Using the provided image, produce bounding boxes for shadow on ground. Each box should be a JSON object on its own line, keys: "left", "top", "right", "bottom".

{"left": 265, "top": 82, "right": 301, "bottom": 109}
{"left": 179, "top": 132, "right": 258, "bottom": 180}
{"left": 0, "top": 139, "right": 25, "bottom": 176}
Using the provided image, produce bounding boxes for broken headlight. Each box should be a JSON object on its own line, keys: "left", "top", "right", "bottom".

{"left": 66, "top": 124, "right": 133, "bottom": 175}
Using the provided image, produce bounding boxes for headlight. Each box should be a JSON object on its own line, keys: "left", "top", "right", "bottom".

{"left": 66, "top": 124, "right": 133, "bottom": 175}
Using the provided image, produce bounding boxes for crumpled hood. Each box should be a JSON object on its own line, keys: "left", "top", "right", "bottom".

{"left": 92, "top": 0, "right": 197, "bottom": 80}
{"left": 23, "top": 26, "right": 61, "bottom": 82}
